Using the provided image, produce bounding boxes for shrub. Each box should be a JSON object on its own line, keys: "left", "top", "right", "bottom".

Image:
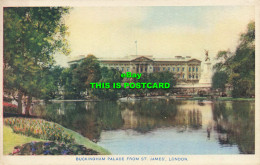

{"left": 3, "top": 102, "right": 19, "bottom": 114}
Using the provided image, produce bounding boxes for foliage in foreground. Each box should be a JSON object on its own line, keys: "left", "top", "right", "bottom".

{"left": 4, "top": 7, "right": 70, "bottom": 115}
{"left": 4, "top": 118, "right": 74, "bottom": 143}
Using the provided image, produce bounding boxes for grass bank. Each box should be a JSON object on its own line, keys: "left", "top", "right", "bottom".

{"left": 3, "top": 126, "right": 46, "bottom": 155}
{"left": 3, "top": 118, "right": 111, "bottom": 155}
{"left": 61, "top": 126, "right": 111, "bottom": 155}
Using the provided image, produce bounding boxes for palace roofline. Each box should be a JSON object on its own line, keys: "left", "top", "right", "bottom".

{"left": 68, "top": 55, "right": 201, "bottom": 63}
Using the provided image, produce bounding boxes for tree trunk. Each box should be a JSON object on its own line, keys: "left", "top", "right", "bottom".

{"left": 18, "top": 91, "right": 23, "bottom": 114}
{"left": 25, "top": 95, "right": 32, "bottom": 116}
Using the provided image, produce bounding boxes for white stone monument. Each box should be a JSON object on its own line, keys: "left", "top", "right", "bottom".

{"left": 199, "top": 50, "right": 212, "bottom": 87}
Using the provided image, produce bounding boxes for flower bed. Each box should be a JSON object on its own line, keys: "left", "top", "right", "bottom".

{"left": 4, "top": 118, "right": 74, "bottom": 143}
{"left": 11, "top": 141, "right": 99, "bottom": 155}
{"left": 3, "top": 102, "right": 19, "bottom": 114}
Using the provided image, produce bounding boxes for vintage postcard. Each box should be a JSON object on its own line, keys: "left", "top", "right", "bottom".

{"left": 0, "top": 0, "right": 259, "bottom": 165}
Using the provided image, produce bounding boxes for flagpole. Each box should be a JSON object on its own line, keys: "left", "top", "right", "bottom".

{"left": 135, "top": 41, "right": 137, "bottom": 56}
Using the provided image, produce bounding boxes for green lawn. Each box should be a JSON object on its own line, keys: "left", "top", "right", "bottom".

{"left": 3, "top": 119, "right": 111, "bottom": 155}
{"left": 62, "top": 126, "right": 111, "bottom": 155}
{"left": 3, "top": 125, "right": 46, "bottom": 155}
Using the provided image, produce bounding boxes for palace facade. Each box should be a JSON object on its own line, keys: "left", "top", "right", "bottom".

{"left": 68, "top": 55, "right": 202, "bottom": 82}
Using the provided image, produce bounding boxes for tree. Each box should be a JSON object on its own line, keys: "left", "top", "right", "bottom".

{"left": 131, "top": 71, "right": 177, "bottom": 96}
{"left": 91, "top": 67, "right": 123, "bottom": 100}
{"left": 61, "top": 67, "right": 77, "bottom": 99}
{"left": 212, "top": 71, "right": 228, "bottom": 95}
{"left": 214, "top": 50, "right": 233, "bottom": 74}
{"left": 4, "top": 7, "right": 70, "bottom": 115}
{"left": 213, "top": 21, "right": 255, "bottom": 97}
{"left": 71, "top": 55, "right": 102, "bottom": 99}
{"left": 100, "top": 67, "right": 122, "bottom": 84}
{"left": 38, "top": 66, "right": 64, "bottom": 101}
{"left": 230, "top": 21, "right": 255, "bottom": 97}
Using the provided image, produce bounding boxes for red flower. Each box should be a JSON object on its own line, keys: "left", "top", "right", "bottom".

{"left": 3, "top": 102, "right": 18, "bottom": 108}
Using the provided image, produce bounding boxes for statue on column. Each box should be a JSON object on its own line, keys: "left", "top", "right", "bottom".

{"left": 199, "top": 50, "right": 213, "bottom": 84}
{"left": 204, "top": 49, "right": 210, "bottom": 62}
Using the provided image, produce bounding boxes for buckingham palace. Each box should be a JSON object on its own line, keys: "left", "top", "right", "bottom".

{"left": 68, "top": 55, "right": 202, "bottom": 82}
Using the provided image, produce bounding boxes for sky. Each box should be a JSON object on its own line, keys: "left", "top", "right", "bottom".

{"left": 54, "top": 6, "right": 255, "bottom": 67}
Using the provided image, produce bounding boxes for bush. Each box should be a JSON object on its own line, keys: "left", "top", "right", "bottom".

{"left": 4, "top": 118, "right": 74, "bottom": 143}
{"left": 3, "top": 102, "right": 19, "bottom": 114}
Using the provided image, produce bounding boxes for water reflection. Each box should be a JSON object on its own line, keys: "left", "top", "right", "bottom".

{"left": 32, "top": 99, "right": 254, "bottom": 154}
{"left": 212, "top": 101, "right": 255, "bottom": 154}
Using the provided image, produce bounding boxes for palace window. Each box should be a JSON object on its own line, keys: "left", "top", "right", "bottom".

{"left": 177, "top": 67, "right": 180, "bottom": 72}
{"left": 196, "top": 67, "right": 198, "bottom": 72}
{"left": 116, "top": 67, "right": 119, "bottom": 70}
{"left": 192, "top": 75, "right": 194, "bottom": 78}
{"left": 163, "top": 67, "right": 165, "bottom": 71}
{"left": 173, "top": 68, "right": 175, "bottom": 71}
{"left": 158, "top": 68, "right": 160, "bottom": 71}
{"left": 183, "top": 74, "right": 185, "bottom": 78}
{"left": 192, "top": 67, "right": 195, "bottom": 72}
{"left": 122, "top": 68, "right": 124, "bottom": 71}
{"left": 189, "top": 67, "right": 191, "bottom": 72}
{"left": 145, "top": 68, "right": 147, "bottom": 72}
{"left": 127, "top": 68, "right": 129, "bottom": 71}
{"left": 182, "top": 67, "right": 184, "bottom": 71}
{"left": 168, "top": 67, "right": 170, "bottom": 71}
{"left": 189, "top": 74, "right": 191, "bottom": 78}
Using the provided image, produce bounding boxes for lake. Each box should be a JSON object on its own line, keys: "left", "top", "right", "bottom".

{"left": 33, "top": 99, "right": 255, "bottom": 154}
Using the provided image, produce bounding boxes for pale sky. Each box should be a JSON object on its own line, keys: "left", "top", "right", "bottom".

{"left": 54, "top": 6, "right": 255, "bottom": 67}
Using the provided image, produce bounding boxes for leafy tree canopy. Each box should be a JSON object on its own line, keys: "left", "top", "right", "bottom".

{"left": 213, "top": 21, "right": 255, "bottom": 97}
{"left": 212, "top": 71, "right": 228, "bottom": 92}
{"left": 4, "top": 7, "right": 70, "bottom": 114}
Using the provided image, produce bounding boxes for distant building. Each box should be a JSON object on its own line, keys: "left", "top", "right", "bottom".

{"left": 68, "top": 55, "right": 202, "bottom": 82}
